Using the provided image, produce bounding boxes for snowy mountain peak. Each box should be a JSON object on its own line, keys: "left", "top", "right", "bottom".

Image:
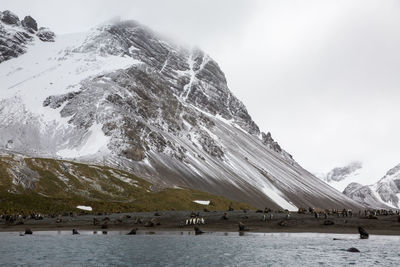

{"left": 317, "top": 161, "right": 363, "bottom": 192}
{"left": 0, "top": 15, "right": 361, "bottom": 210}
{"left": 343, "top": 163, "right": 400, "bottom": 209}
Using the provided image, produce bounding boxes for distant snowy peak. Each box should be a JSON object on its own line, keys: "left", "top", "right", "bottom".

{"left": 0, "top": 10, "right": 54, "bottom": 63}
{"left": 317, "top": 161, "right": 363, "bottom": 191}
{"left": 324, "top": 161, "right": 362, "bottom": 182}
{"left": 343, "top": 163, "right": 400, "bottom": 209}
{"left": 383, "top": 164, "right": 400, "bottom": 179}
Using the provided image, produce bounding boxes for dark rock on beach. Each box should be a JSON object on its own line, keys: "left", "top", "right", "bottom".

{"left": 24, "top": 228, "right": 32, "bottom": 235}
{"left": 347, "top": 247, "right": 360, "bottom": 253}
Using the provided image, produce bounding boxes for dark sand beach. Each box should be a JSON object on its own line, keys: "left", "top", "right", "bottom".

{"left": 2, "top": 210, "right": 400, "bottom": 235}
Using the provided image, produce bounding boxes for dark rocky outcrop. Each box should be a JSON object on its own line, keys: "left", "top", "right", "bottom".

{"left": 347, "top": 247, "right": 360, "bottom": 253}
{"left": 262, "top": 132, "right": 282, "bottom": 153}
{"left": 36, "top": 27, "right": 55, "bottom": 42}
{"left": 24, "top": 228, "right": 33, "bottom": 235}
{"left": 22, "top": 16, "right": 38, "bottom": 32}
{"left": 0, "top": 10, "right": 20, "bottom": 25}
{"left": 0, "top": 10, "right": 54, "bottom": 63}
{"left": 72, "top": 229, "right": 79, "bottom": 235}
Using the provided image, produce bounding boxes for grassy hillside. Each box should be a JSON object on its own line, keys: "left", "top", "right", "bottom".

{"left": 0, "top": 153, "right": 252, "bottom": 213}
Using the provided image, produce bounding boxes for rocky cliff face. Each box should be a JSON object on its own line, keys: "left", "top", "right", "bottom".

{"left": 343, "top": 164, "right": 400, "bottom": 209}
{"left": 0, "top": 17, "right": 362, "bottom": 210}
{"left": 0, "top": 10, "right": 54, "bottom": 63}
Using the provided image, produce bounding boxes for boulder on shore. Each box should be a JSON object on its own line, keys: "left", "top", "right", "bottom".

{"left": 347, "top": 247, "right": 360, "bottom": 253}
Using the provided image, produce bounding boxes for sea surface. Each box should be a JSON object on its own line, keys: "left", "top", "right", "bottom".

{"left": 0, "top": 231, "right": 399, "bottom": 266}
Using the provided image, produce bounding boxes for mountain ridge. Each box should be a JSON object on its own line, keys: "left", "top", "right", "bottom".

{"left": 343, "top": 163, "right": 400, "bottom": 209}
{"left": 0, "top": 12, "right": 362, "bottom": 210}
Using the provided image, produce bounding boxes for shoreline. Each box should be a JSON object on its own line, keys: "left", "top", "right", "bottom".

{"left": 2, "top": 210, "right": 400, "bottom": 235}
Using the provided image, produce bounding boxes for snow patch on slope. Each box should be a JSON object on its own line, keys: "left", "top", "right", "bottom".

{"left": 57, "top": 122, "right": 110, "bottom": 158}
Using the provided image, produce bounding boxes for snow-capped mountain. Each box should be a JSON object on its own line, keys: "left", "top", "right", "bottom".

{"left": 343, "top": 164, "right": 400, "bottom": 209}
{"left": 0, "top": 11, "right": 362, "bottom": 210}
{"left": 317, "top": 161, "right": 363, "bottom": 192}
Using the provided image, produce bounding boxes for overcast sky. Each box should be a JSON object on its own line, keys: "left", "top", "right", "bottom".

{"left": 2, "top": 0, "right": 400, "bottom": 185}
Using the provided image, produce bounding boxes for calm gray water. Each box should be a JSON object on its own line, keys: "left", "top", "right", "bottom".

{"left": 0, "top": 231, "right": 399, "bottom": 266}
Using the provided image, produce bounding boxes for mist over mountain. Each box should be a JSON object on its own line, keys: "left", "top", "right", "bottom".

{"left": 0, "top": 10, "right": 362, "bottom": 210}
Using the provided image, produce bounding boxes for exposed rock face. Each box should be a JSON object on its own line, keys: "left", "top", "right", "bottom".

{"left": 343, "top": 182, "right": 387, "bottom": 209}
{"left": 22, "top": 16, "right": 38, "bottom": 32}
{"left": 0, "top": 18, "right": 362, "bottom": 210}
{"left": 0, "top": 10, "right": 20, "bottom": 25}
{"left": 0, "top": 11, "right": 54, "bottom": 63}
{"left": 0, "top": 21, "right": 32, "bottom": 63}
{"left": 36, "top": 27, "right": 55, "bottom": 42}
{"left": 343, "top": 164, "right": 400, "bottom": 209}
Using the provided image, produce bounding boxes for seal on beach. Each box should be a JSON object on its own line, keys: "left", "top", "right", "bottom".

{"left": 323, "top": 220, "right": 335, "bottom": 225}
{"left": 24, "top": 228, "right": 33, "bottom": 235}
{"left": 127, "top": 228, "right": 137, "bottom": 235}
{"left": 101, "top": 222, "right": 108, "bottom": 229}
{"left": 228, "top": 204, "right": 234, "bottom": 211}
{"left": 358, "top": 226, "right": 369, "bottom": 239}
{"left": 145, "top": 218, "right": 159, "bottom": 227}
{"left": 194, "top": 226, "right": 204, "bottom": 235}
{"left": 346, "top": 247, "right": 360, "bottom": 253}
{"left": 278, "top": 220, "right": 288, "bottom": 227}
{"left": 238, "top": 222, "right": 248, "bottom": 231}
{"left": 72, "top": 229, "right": 80, "bottom": 235}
